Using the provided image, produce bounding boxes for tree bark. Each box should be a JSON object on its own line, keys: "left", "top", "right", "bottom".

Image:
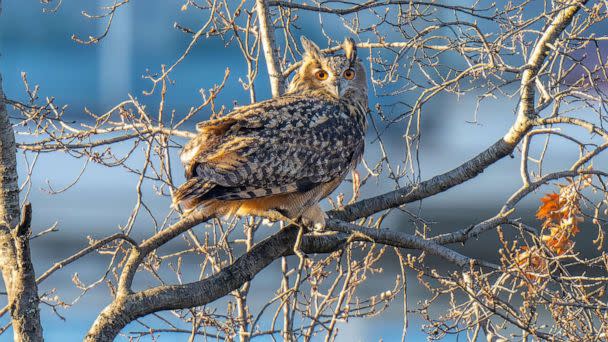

{"left": 0, "top": 2, "right": 43, "bottom": 339}
{"left": 85, "top": 217, "right": 485, "bottom": 341}
{"left": 85, "top": 225, "right": 304, "bottom": 341}
{"left": 255, "top": 0, "right": 285, "bottom": 97}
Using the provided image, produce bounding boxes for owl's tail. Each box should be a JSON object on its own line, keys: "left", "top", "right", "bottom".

{"left": 172, "top": 178, "right": 215, "bottom": 210}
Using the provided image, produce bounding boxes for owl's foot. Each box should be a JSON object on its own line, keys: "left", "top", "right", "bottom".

{"left": 300, "top": 204, "right": 327, "bottom": 232}
{"left": 261, "top": 210, "right": 308, "bottom": 259}
{"left": 263, "top": 210, "right": 301, "bottom": 228}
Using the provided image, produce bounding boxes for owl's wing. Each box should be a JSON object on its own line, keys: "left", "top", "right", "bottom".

{"left": 179, "top": 101, "right": 270, "bottom": 178}
{"left": 182, "top": 95, "right": 364, "bottom": 202}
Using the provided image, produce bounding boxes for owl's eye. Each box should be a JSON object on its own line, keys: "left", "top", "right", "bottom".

{"left": 315, "top": 70, "right": 328, "bottom": 81}
{"left": 343, "top": 69, "right": 355, "bottom": 80}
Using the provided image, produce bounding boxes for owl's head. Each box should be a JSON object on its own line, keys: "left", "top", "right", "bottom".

{"left": 288, "top": 37, "right": 367, "bottom": 101}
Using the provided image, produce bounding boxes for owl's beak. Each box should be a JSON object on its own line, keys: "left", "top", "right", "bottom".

{"left": 330, "top": 82, "right": 341, "bottom": 98}
{"left": 339, "top": 79, "right": 348, "bottom": 97}
{"left": 330, "top": 79, "right": 348, "bottom": 98}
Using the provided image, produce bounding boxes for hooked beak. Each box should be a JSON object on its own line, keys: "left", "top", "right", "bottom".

{"left": 329, "top": 81, "right": 340, "bottom": 98}
{"left": 330, "top": 79, "right": 348, "bottom": 98}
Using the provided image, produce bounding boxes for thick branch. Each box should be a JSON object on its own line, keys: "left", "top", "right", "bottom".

{"left": 117, "top": 210, "right": 212, "bottom": 295}
{"left": 9, "top": 204, "right": 42, "bottom": 342}
{"left": 503, "top": 0, "right": 587, "bottom": 143}
{"left": 330, "top": 138, "right": 515, "bottom": 221}
{"left": 86, "top": 219, "right": 487, "bottom": 341}
{"left": 0, "top": 232, "right": 138, "bottom": 320}
{"left": 86, "top": 225, "right": 301, "bottom": 341}
{"left": 0, "top": 17, "right": 43, "bottom": 339}
{"left": 256, "top": 0, "right": 285, "bottom": 97}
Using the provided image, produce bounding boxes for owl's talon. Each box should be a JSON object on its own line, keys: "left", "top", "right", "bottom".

{"left": 300, "top": 204, "right": 326, "bottom": 231}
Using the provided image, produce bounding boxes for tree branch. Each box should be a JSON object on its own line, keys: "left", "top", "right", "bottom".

{"left": 329, "top": 138, "right": 515, "bottom": 221}
{"left": 256, "top": 0, "right": 285, "bottom": 97}
{"left": 331, "top": 0, "right": 587, "bottom": 223}
{"left": 268, "top": 1, "right": 498, "bottom": 20}
{"left": 86, "top": 218, "right": 491, "bottom": 341}
{"left": 326, "top": 219, "right": 498, "bottom": 268}
{"left": 281, "top": 41, "right": 484, "bottom": 78}
{"left": 117, "top": 210, "right": 212, "bottom": 295}
{"left": 0, "top": 9, "right": 43, "bottom": 337}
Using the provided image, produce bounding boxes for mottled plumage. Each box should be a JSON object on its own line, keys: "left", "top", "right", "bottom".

{"left": 173, "top": 37, "right": 368, "bottom": 229}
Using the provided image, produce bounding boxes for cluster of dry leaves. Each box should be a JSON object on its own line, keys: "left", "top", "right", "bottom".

{"left": 510, "top": 175, "right": 592, "bottom": 283}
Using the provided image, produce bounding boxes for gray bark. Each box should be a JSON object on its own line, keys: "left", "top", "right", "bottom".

{"left": 86, "top": 225, "right": 303, "bottom": 341}
{"left": 255, "top": 0, "right": 285, "bottom": 97}
{"left": 330, "top": 138, "right": 515, "bottom": 222}
{"left": 0, "top": 2, "right": 43, "bottom": 337}
{"left": 86, "top": 222, "right": 481, "bottom": 341}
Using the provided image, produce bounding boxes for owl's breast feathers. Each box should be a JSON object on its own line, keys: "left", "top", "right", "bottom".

{"left": 173, "top": 93, "right": 367, "bottom": 216}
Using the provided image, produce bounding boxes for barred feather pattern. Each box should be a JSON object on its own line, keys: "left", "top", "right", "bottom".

{"left": 174, "top": 91, "right": 366, "bottom": 209}
{"left": 173, "top": 36, "right": 368, "bottom": 224}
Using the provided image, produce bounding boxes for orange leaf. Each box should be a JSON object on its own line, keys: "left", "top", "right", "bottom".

{"left": 536, "top": 193, "right": 561, "bottom": 221}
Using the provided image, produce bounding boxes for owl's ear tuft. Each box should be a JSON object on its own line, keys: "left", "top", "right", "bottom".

{"left": 300, "top": 36, "right": 323, "bottom": 60}
{"left": 342, "top": 38, "right": 357, "bottom": 63}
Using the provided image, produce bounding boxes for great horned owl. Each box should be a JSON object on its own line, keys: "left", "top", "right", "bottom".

{"left": 173, "top": 36, "right": 368, "bottom": 230}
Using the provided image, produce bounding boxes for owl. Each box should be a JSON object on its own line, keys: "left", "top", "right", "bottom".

{"left": 173, "top": 36, "right": 368, "bottom": 230}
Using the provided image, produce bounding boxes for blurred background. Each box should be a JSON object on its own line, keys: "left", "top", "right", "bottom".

{"left": 0, "top": 1, "right": 604, "bottom": 340}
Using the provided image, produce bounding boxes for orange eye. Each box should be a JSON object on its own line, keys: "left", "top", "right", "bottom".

{"left": 315, "top": 70, "right": 328, "bottom": 81}
{"left": 343, "top": 69, "right": 355, "bottom": 80}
